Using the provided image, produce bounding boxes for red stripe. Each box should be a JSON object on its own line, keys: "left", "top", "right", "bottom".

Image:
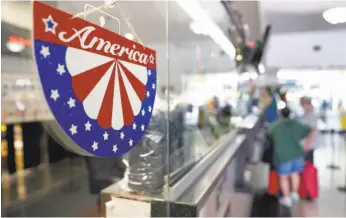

{"left": 118, "top": 68, "right": 134, "bottom": 126}
{"left": 97, "top": 69, "right": 115, "bottom": 129}
{"left": 117, "top": 61, "right": 146, "bottom": 101}
{"left": 33, "top": 1, "right": 157, "bottom": 70}
{"left": 72, "top": 60, "right": 114, "bottom": 102}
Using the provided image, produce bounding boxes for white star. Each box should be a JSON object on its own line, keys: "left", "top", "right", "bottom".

{"left": 92, "top": 141, "right": 98, "bottom": 151}
{"left": 85, "top": 121, "right": 92, "bottom": 131}
{"left": 69, "top": 124, "right": 77, "bottom": 135}
{"left": 40, "top": 45, "right": 50, "bottom": 58}
{"left": 141, "top": 124, "right": 145, "bottom": 131}
{"left": 42, "top": 14, "right": 58, "bottom": 34}
{"left": 148, "top": 106, "right": 152, "bottom": 112}
{"left": 133, "top": 123, "right": 137, "bottom": 130}
{"left": 103, "top": 132, "right": 109, "bottom": 140}
{"left": 113, "top": 145, "right": 118, "bottom": 153}
{"left": 120, "top": 132, "right": 125, "bottom": 140}
{"left": 152, "top": 84, "right": 156, "bottom": 90}
{"left": 50, "top": 89, "right": 60, "bottom": 101}
{"left": 129, "top": 139, "right": 133, "bottom": 146}
{"left": 141, "top": 109, "right": 145, "bottom": 116}
{"left": 67, "top": 97, "right": 75, "bottom": 108}
{"left": 56, "top": 64, "right": 66, "bottom": 75}
{"left": 149, "top": 54, "right": 155, "bottom": 64}
{"left": 146, "top": 91, "right": 150, "bottom": 98}
{"left": 148, "top": 70, "right": 152, "bottom": 76}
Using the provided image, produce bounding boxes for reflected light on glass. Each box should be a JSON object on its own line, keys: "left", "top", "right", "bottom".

{"left": 236, "top": 54, "right": 243, "bottom": 61}
{"left": 278, "top": 100, "right": 286, "bottom": 110}
{"left": 258, "top": 63, "right": 265, "bottom": 74}
{"left": 189, "top": 21, "right": 208, "bottom": 35}
{"left": 323, "top": 7, "right": 346, "bottom": 24}
{"left": 14, "top": 140, "right": 23, "bottom": 150}
{"left": 16, "top": 79, "right": 32, "bottom": 86}
{"left": 239, "top": 72, "right": 258, "bottom": 81}
{"left": 6, "top": 41, "right": 25, "bottom": 53}
{"left": 122, "top": 159, "right": 129, "bottom": 167}
{"left": 16, "top": 101, "right": 25, "bottom": 111}
{"left": 124, "top": 32, "right": 134, "bottom": 40}
{"left": 104, "top": 0, "right": 116, "bottom": 7}
{"left": 177, "top": 0, "right": 236, "bottom": 59}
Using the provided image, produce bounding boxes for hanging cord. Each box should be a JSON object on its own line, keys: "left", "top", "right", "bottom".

{"left": 71, "top": 1, "right": 145, "bottom": 48}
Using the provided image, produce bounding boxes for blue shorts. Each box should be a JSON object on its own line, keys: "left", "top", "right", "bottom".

{"left": 277, "top": 157, "right": 304, "bottom": 175}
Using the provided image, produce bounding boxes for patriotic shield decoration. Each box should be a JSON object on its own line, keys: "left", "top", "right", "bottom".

{"left": 33, "top": 1, "right": 156, "bottom": 157}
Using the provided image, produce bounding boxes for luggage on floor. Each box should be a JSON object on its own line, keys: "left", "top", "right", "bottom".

{"left": 267, "top": 161, "right": 318, "bottom": 198}
{"left": 268, "top": 170, "right": 280, "bottom": 195}
{"left": 298, "top": 162, "right": 319, "bottom": 200}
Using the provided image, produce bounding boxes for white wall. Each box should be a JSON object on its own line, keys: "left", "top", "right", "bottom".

{"left": 1, "top": 56, "right": 36, "bottom": 74}
{"left": 266, "top": 30, "right": 346, "bottom": 68}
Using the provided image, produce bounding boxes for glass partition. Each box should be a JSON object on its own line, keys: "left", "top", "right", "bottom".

{"left": 1, "top": 1, "right": 244, "bottom": 216}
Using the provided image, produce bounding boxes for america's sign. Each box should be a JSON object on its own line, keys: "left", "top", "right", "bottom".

{"left": 33, "top": 1, "right": 157, "bottom": 157}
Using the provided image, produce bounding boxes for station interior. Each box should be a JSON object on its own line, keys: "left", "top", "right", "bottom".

{"left": 1, "top": 1, "right": 346, "bottom": 217}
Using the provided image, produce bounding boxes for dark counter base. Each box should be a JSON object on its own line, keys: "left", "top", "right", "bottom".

{"left": 151, "top": 200, "right": 197, "bottom": 217}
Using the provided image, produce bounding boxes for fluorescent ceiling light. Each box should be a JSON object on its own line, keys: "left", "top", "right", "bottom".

{"left": 323, "top": 7, "right": 346, "bottom": 24}
{"left": 189, "top": 21, "right": 208, "bottom": 35}
{"left": 177, "top": 0, "right": 236, "bottom": 59}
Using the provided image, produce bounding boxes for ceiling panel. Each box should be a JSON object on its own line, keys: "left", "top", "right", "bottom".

{"left": 265, "top": 30, "right": 346, "bottom": 68}
{"left": 265, "top": 11, "right": 346, "bottom": 34}
{"left": 261, "top": 1, "right": 346, "bottom": 13}
{"left": 260, "top": 1, "right": 346, "bottom": 33}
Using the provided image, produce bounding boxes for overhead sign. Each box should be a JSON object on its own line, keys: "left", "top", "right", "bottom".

{"left": 1, "top": 22, "right": 32, "bottom": 58}
{"left": 32, "top": 1, "right": 157, "bottom": 157}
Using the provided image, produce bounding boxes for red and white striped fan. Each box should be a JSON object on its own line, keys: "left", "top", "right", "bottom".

{"left": 66, "top": 47, "right": 148, "bottom": 130}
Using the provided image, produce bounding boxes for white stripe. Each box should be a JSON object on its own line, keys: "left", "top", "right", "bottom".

{"left": 119, "top": 64, "right": 142, "bottom": 116}
{"left": 112, "top": 63, "right": 124, "bottom": 130}
{"left": 83, "top": 62, "right": 115, "bottom": 119}
{"left": 118, "top": 60, "right": 148, "bottom": 85}
{"left": 66, "top": 47, "right": 113, "bottom": 77}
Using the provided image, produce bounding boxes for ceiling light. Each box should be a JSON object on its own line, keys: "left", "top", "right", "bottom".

{"left": 323, "top": 7, "right": 346, "bottom": 24}
{"left": 177, "top": 1, "right": 236, "bottom": 59}
{"left": 189, "top": 21, "right": 208, "bottom": 35}
{"left": 278, "top": 100, "right": 286, "bottom": 110}
{"left": 124, "top": 33, "right": 134, "bottom": 40}
{"left": 236, "top": 54, "right": 243, "bottom": 61}
{"left": 6, "top": 41, "right": 25, "bottom": 53}
{"left": 258, "top": 63, "right": 265, "bottom": 74}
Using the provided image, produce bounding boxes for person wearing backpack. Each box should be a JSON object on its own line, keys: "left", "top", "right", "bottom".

{"left": 268, "top": 107, "right": 314, "bottom": 207}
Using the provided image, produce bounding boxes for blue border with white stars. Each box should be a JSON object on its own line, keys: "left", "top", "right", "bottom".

{"left": 34, "top": 40, "right": 157, "bottom": 157}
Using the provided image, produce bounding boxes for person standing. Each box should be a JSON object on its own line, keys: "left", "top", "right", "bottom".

{"left": 268, "top": 107, "right": 313, "bottom": 207}
{"left": 300, "top": 97, "right": 319, "bottom": 163}
{"left": 262, "top": 87, "right": 279, "bottom": 125}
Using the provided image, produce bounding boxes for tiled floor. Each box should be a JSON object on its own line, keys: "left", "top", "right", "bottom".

{"left": 1, "top": 158, "right": 93, "bottom": 216}
{"left": 293, "top": 132, "right": 346, "bottom": 217}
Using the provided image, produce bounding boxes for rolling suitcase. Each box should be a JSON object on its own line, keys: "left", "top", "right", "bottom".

{"left": 298, "top": 161, "right": 319, "bottom": 200}
{"left": 268, "top": 170, "right": 280, "bottom": 196}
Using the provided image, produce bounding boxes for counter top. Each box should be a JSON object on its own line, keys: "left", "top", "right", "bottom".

{"left": 177, "top": 134, "right": 246, "bottom": 204}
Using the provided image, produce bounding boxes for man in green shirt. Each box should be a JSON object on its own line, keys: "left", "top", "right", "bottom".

{"left": 268, "top": 107, "right": 313, "bottom": 207}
